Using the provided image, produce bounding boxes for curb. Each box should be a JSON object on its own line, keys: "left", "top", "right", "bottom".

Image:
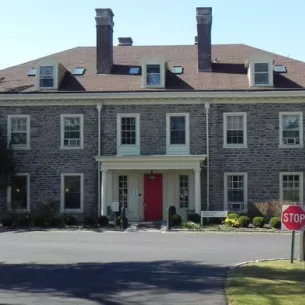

{"left": 225, "top": 257, "right": 290, "bottom": 305}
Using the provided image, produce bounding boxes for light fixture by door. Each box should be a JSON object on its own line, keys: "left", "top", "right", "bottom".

{"left": 149, "top": 170, "right": 155, "bottom": 180}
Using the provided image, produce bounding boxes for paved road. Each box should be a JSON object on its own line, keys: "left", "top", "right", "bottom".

{"left": 0, "top": 230, "right": 300, "bottom": 305}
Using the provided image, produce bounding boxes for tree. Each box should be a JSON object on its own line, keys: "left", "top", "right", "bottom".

{"left": 0, "top": 128, "right": 15, "bottom": 191}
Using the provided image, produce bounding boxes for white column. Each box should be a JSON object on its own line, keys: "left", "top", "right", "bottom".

{"left": 101, "top": 169, "right": 108, "bottom": 216}
{"left": 194, "top": 168, "right": 201, "bottom": 215}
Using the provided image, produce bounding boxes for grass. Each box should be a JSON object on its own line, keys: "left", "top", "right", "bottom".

{"left": 227, "top": 260, "right": 305, "bottom": 305}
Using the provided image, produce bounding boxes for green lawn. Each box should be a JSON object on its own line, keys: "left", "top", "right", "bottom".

{"left": 227, "top": 260, "right": 305, "bottom": 305}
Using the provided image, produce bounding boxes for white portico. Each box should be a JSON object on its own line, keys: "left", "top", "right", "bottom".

{"left": 95, "top": 155, "right": 206, "bottom": 221}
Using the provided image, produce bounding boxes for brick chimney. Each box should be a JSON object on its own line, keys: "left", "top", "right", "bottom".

{"left": 196, "top": 7, "right": 212, "bottom": 72}
{"left": 118, "top": 37, "right": 133, "bottom": 46}
{"left": 95, "top": 9, "right": 114, "bottom": 74}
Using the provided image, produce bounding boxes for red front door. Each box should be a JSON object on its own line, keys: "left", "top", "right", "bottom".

{"left": 144, "top": 174, "right": 163, "bottom": 221}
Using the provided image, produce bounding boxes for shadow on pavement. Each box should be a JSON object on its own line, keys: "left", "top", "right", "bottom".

{"left": 0, "top": 260, "right": 229, "bottom": 304}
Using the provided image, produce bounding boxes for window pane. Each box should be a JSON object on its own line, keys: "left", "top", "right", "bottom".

{"left": 170, "top": 116, "right": 186, "bottom": 144}
{"left": 118, "top": 176, "right": 128, "bottom": 208}
{"left": 226, "top": 115, "right": 244, "bottom": 145}
{"left": 40, "top": 78, "right": 54, "bottom": 88}
{"left": 64, "top": 117, "right": 81, "bottom": 147}
{"left": 283, "top": 115, "right": 299, "bottom": 130}
{"left": 254, "top": 73, "right": 269, "bottom": 85}
{"left": 11, "top": 176, "right": 28, "bottom": 210}
{"left": 227, "top": 175, "right": 244, "bottom": 203}
{"left": 282, "top": 175, "right": 300, "bottom": 202}
{"left": 40, "top": 66, "right": 54, "bottom": 75}
{"left": 64, "top": 176, "right": 81, "bottom": 209}
{"left": 11, "top": 118, "right": 27, "bottom": 132}
{"left": 121, "top": 117, "right": 136, "bottom": 145}
{"left": 11, "top": 132, "right": 27, "bottom": 145}
{"left": 179, "top": 175, "right": 189, "bottom": 208}
{"left": 254, "top": 63, "right": 269, "bottom": 72}
{"left": 146, "top": 65, "right": 160, "bottom": 86}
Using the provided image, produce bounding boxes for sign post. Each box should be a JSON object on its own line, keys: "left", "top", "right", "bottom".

{"left": 281, "top": 205, "right": 305, "bottom": 263}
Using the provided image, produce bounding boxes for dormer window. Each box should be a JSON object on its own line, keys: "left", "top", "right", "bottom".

{"left": 246, "top": 55, "right": 274, "bottom": 87}
{"left": 39, "top": 66, "right": 54, "bottom": 88}
{"left": 146, "top": 65, "right": 161, "bottom": 86}
{"left": 140, "top": 57, "right": 166, "bottom": 89}
{"left": 36, "top": 61, "right": 67, "bottom": 91}
{"left": 254, "top": 63, "right": 269, "bottom": 86}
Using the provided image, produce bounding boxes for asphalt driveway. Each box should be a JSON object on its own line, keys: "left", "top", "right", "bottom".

{"left": 0, "top": 230, "right": 299, "bottom": 305}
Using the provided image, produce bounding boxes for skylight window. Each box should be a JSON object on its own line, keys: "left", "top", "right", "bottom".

{"left": 129, "top": 67, "right": 140, "bottom": 75}
{"left": 27, "top": 68, "right": 36, "bottom": 76}
{"left": 171, "top": 66, "right": 184, "bottom": 74}
{"left": 72, "top": 67, "right": 86, "bottom": 76}
{"left": 273, "top": 65, "right": 287, "bottom": 73}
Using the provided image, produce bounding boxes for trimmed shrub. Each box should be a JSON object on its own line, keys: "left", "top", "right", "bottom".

{"left": 187, "top": 213, "right": 201, "bottom": 223}
{"left": 182, "top": 221, "right": 201, "bottom": 230}
{"left": 269, "top": 216, "right": 281, "bottom": 229}
{"left": 16, "top": 215, "right": 31, "bottom": 227}
{"left": 228, "top": 213, "right": 240, "bottom": 219}
{"left": 171, "top": 214, "right": 182, "bottom": 227}
{"left": 224, "top": 217, "right": 240, "bottom": 227}
{"left": 84, "top": 216, "right": 97, "bottom": 226}
{"left": 64, "top": 215, "right": 77, "bottom": 226}
{"left": 253, "top": 216, "right": 265, "bottom": 228}
{"left": 98, "top": 215, "right": 109, "bottom": 227}
{"left": 238, "top": 216, "right": 250, "bottom": 228}
{"left": 50, "top": 217, "right": 62, "bottom": 227}
{"left": 33, "top": 215, "right": 45, "bottom": 227}
{"left": 2, "top": 216, "right": 14, "bottom": 227}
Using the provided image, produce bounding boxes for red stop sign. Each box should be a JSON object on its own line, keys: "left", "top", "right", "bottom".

{"left": 282, "top": 205, "right": 305, "bottom": 231}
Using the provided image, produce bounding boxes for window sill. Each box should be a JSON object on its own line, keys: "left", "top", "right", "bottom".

{"left": 60, "top": 209, "right": 83, "bottom": 214}
{"left": 279, "top": 145, "right": 303, "bottom": 149}
{"left": 223, "top": 144, "right": 248, "bottom": 149}
{"left": 143, "top": 84, "right": 164, "bottom": 89}
{"left": 11, "top": 146, "right": 30, "bottom": 150}
{"left": 60, "top": 146, "right": 84, "bottom": 150}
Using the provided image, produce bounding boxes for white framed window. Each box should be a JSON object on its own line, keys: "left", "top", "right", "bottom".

{"left": 60, "top": 114, "right": 84, "bottom": 149}
{"left": 61, "top": 173, "right": 84, "bottom": 213}
{"left": 179, "top": 175, "right": 189, "bottom": 208}
{"left": 279, "top": 112, "right": 303, "bottom": 148}
{"left": 140, "top": 57, "right": 166, "bottom": 88}
{"left": 117, "top": 113, "right": 140, "bottom": 155}
{"left": 254, "top": 63, "right": 269, "bottom": 86}
{"left": 146, "top": 65, "right": 161, "bottom": 86}
{"left": 7, "top": 173, "right": 30, "bottom": 212}
{"left": 7, "top": 115, "right": 30, "bottom": 150}
{"left": 223, "top": 112, "right": 247, "bottom": 148}
{"left": 166, "top": 113, "right": 190, "bottom": 155}
{"left": 280, "top": 172, "right": 303, "bottom": 204}
{"left": 118, "top": 175, "right": 128, "bottom": 208}
{"left": 224, "top": 173, "right": 248, "bottom": 212}
{"left": 39, "top": 65, "right": 55, "bottom": 88}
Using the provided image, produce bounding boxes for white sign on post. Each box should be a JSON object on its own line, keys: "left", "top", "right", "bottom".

{"left": 201, "top": 211, "right": 228, "bottom": 218}
{"left": 112, "top": 202, "right": 120, "bottom": 212}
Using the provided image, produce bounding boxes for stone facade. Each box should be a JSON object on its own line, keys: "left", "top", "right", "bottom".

{"left": 1, "top": 100, "right": 304, "bottom": 218}
{"left": 0, "top": 105, "right": 98, "bottom": 217}
{"left": 209, "top": 102, "right": 305, "bottom": 211}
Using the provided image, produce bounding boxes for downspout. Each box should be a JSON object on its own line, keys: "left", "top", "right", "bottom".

{"left": 205, "top": 102, "right": 210, "bottom": 211}
{"left": 97, "top": 102, "right": 103, "bottom": 217}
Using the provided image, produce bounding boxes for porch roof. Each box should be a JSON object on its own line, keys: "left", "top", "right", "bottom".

{"left": 95, "top": 155, "right": 206, "bottom": 171}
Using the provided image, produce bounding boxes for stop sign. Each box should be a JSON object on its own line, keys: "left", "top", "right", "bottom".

{"left": 282, "top": 205, "right": 305, "bottom": 231}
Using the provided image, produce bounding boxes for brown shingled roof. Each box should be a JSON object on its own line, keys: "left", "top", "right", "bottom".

{"left": 0, "top": 44, "right": 305, "bottom": 93}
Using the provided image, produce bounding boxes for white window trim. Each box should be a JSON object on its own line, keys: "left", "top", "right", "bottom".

{"left": 7, "top": 173, "right": 30, "bottom": 212}
{"left": 166, "top": 113, "right": 190, "bottom": 154}
{"left": 224, "top": 172, "right": 248, "bottom": 212}
{"left": 117, "top": 113, "right": 140, "bottom": 155}
{"left": 60, "top": 173, "right": 84, "bottom": 213}
{"left": 279, "top": 172, "right": 303, "bottom": 204}
{"left": 223, "top": 112, "right": 247, "bottom": 148}
{"left": 247, "top": 56, "right": 274, "bottom": 87}
{"left": 279, "top": 112, "right": 303, "bottom": 148}
{"left": 7, "top": 114, "right": 31, "bottom": 150}
{"left": 60, "top": 114, "right": 84, "bottom": 150}
{"left": 253, "top": 62, "right": 270, "bottom": 86}
{"left": 140, "top": 57, "right": 166, "bottom": 89}
{"left": 36, "top": 60, "right": 58, "bottom": 90}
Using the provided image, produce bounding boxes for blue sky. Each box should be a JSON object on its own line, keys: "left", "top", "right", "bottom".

{"left": 1, "top": 0, "right": 304, "bottom": 69}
